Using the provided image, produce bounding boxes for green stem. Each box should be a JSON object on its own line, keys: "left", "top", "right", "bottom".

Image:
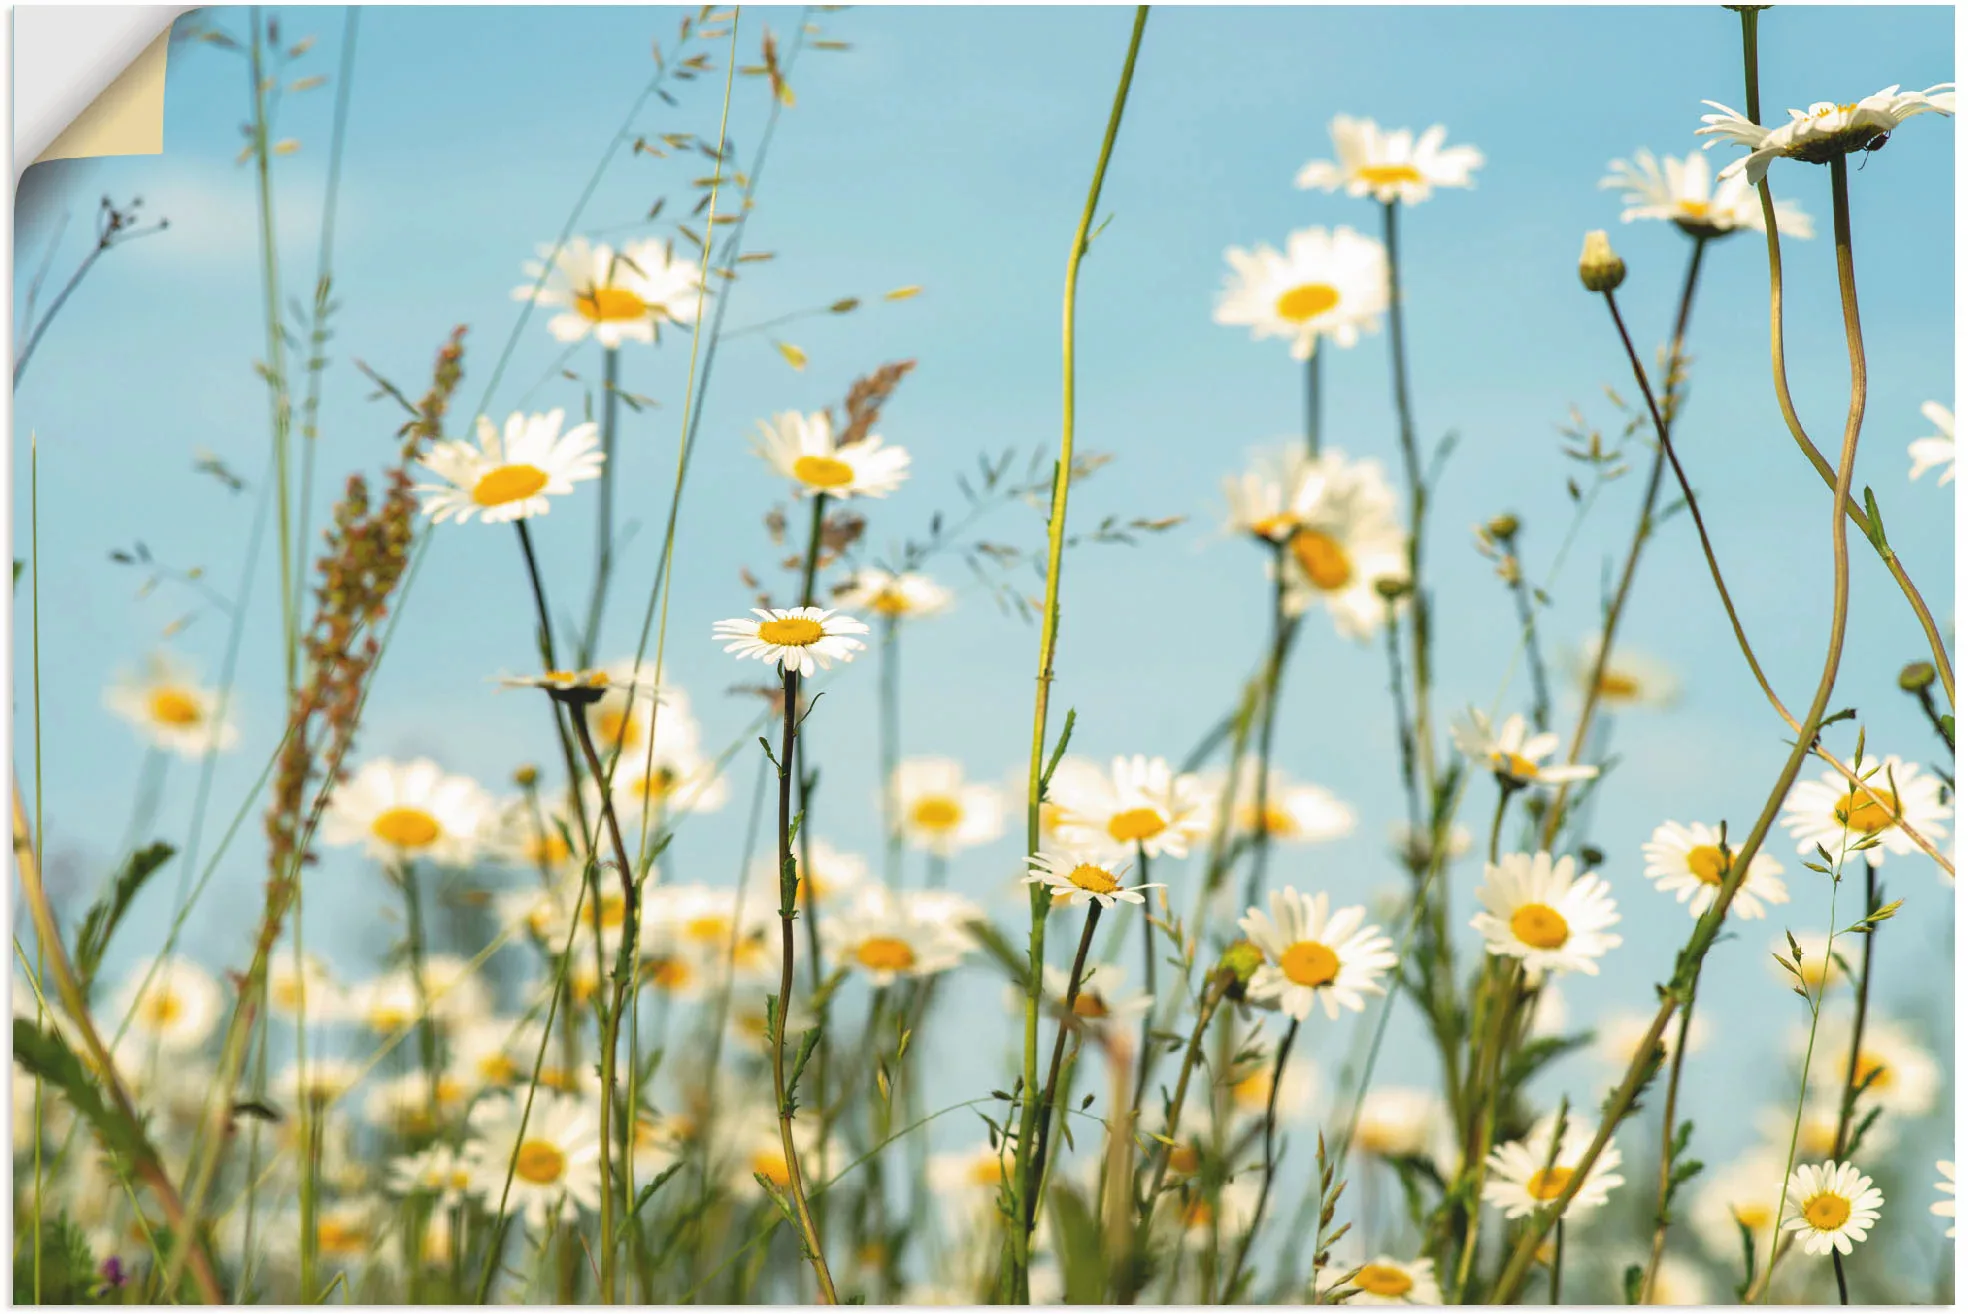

{"left": 248, "top": 6, "right": 296, "bottom": 694}
{"left": 1008, "top": 8, "right": 1149, "bottom": 1298}
{"left": 879, "top": 616, "right": 902, "bottom": 887}
{"left": 1638, "top": 970, "right": 1701, "bottom": 1303}
{"left": 1024, "top": 904, "right": 1104, "bottom": 1228}
{"left": 1380, "top": 199, "right": 1436, "bottom": 799}
{"left": 1303, "top": 346, "right": 1322, "bottom": 457}
{"left": 1221, "top": 1017, "right": 1299, "bottom": 1298}
{"left": 581, "top": 346, "right": 623, "bottom": 666}
{"left": 397, "top": 861, "right": 441, "bottom": 1128}
{"left": 1831, "top": 866, "right": 1881, "bottom": 1159}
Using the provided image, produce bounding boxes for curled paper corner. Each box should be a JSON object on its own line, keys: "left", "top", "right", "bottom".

{"left": 34, "top": 27, "right": 170, "bottom": 166}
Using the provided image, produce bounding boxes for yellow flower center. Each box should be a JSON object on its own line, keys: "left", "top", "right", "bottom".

{"left": 1527, "top": 1166, "right": 1574, "bottom": 1200}
{"left": 141, "top": 990, "right": 184, "bottom": 1027}
{"left": 596, "top": 709, "right": 641, "bottom": 751}
{"left": 1685, "top": 844, "right": 1731, "bottom": 886}
{"left": 758, "top": 616, "right": 826, "bottom": 647}
{"left": 372, "top": 806, "right": 443, "bottom": 850}
{"left": 1596, "top": 670, "right": 1643, "bottom": 700}
{"left": 1354, "top": 1264, "right": 1415, "bottom": 1298}
{"left": 1734, "top": 1202, "right": 1773, "bottom": 1231}
{"left": 594, "top": 893, "right": 628, "bottom": 930}
{"left": 1675, "top": 198, "right": 1711, "bottom": 218}
{"left": 367, "top": 1002, "right": 412, "bottom": 1032}
{"left": 1491, "top": 751, "right": 1540, "bottom": 780}
{"left": 969, "top": 1156, "right": 1005, "bottom": 1186}
{"left": 1066, "top": 863, "right": 1120, "bottom": 895}
{"left": 1855, "top": 1051, "right": 1894, "bottom": 1092}
{"left": 1279, "top": 940, "right": 1341, "bottom": 988}
{"left": 1510, "top": 903, "right": 1571, "bottom": 951}
{"left": 148, "top": 688, "right": 204, "bottom": 726}
{"left": 1290, "top": 528, "right": 1353, "bottom": 591}
{"left": 471, "top": 463, "right": 551, "bottom": 507}
{"left": 910, "top": 795, "right": 964, "bottom": 832}
{"left": 1274, "top": 282, "right": 1342, "bottom": 324}
{"left": 1168, "top": 1144, "right": 1201, "bottom": 1176}
{"left": 1802, "top": 1191, "right": 1852, "bottom": 1231}
{"left": 1072, "top": 992, "right": 1110, "bottom": 1019}
{"left": 1835, "top": 787, "right": 1896, "bottom": 835}
{"left": 317, "top": 1218, "right": 368, "bottom": 1258}
{"left": 575, "top": 285, "right": 649, "bottom": 323}
{"left": 1106, "top": 807, "right": 1168, "bottom": 844}
{"left": 685, "top": 914, "right": 730, "bottom": 944}
{"left": 1181, "top": 1196, "right": 1215, "bottom": 1228}
{"left": 478, "top": 1053, "right": 519, "bottom": 1084}
{"left": 855, "top": 936, "right": 917, "bottom": 973}
{"left": 869, "top": 588, "right": 913, "bottom": 617}
{"left": 791, "top": 454, "right": 857, "bottom": 489}
{"left": 751, "top": 1149, "right": 792, "bottom": 1188}
{"left": 514, "top": 1139, "right": 567, "bottom": 1185}
{"left": 1356, "top": 163, "right": 1425, "bottom": 188}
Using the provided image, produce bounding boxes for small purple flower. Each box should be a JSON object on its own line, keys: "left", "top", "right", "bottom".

{"left": 98, "top": 1256, "right": 127, "bottom": 1290}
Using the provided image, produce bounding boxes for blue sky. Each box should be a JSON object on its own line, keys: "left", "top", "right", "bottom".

{"left": 11, "top": 4, "right": 1956, "bottom": 1272}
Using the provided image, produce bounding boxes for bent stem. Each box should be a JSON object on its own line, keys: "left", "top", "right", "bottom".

{"left": 1008, "top": 7, "right": 1149, "bottom": 1297}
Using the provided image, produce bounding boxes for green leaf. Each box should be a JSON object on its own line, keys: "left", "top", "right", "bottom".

{"left": 787, "top": 1026, "right": 823, "bottom": 1104}
{"left": 1048, "top": 1183, "right": 1106, "bottom": 1304}
{"left": 1622, "top": 1263, "right": 1644, "bottom": 1304}
{"left": 13, "top": 1211, "right": 104, "bottom": 1304}
{"left": 74, "top": 843, "right": 175, "bottom": 990}
{"left": 11, "top": 1019, "right": 156, "bottom": 1172}
{"left": 1860, "top": 486, "right": 1890, "bottom": 550}
{"left": 625, "top": 1162, "right": 684, "bottom": 1226}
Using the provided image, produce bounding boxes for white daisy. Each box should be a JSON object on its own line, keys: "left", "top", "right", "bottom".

{"left": 1781, "top": 1159, "right": 1883, "bottom": 1256}
{"left": 103, "top": 651, "right": 240, "bottom": 758}
{"left": 1483, "top": 1110, "right": 1624, "bottom": 1219}
{"left": 713, "top": 606, "right": 869, "bottom": 677}
{"left": 929, "top": 1143, "right": 1016, "bottom": 1212}
{"left": 322, "top": 758, "right": 496, "bottom": 868}
{"left": 415, "top": 409, "right": 603, "bottom": 525}
{"left": 1218, "top": 765, "right": 1356, "bottom": 846}
{"left": 464, "top": 1091, "right": 604, "bottom": 1231}
{"left": 111, "top": 956, "right": 222, "bottom": 1054}
{"left": 1642, "top": 820, "right": 1789, "bottom": 919}
{"left": 1296, "top": 115, "right": 1484, "bottom": 205}
{"left": 1238, "top": 887, "right": 1396, "bottom": 1021}
{"left": 1771, "top": 929, "right": 1847, "bottom": 992}
{"left": 1214, "top": 225, "right": 1389, "bottom": 360}
{"left": 717, "top": 1113, "right": 835, "bottom": 1201}
{"left": 1390, "top": 820, "right": 1474, "bottom": 871}
{"left": 749, "top": 837, "right": 871, "bottom": 909}
{"left": 835, "top": 567, "right": 953, "bottom": 620}
{"left": 1047, "top": 755, "right": 1214, "bottom": 862}
{"left": 1779, "top": 754, "right": 1951, "bottom": 869}
{"left": 1470, "top": 851, "right": 1622, "bottom": 978}
{"left": 1699, "top": 84, "right": 1956, "bottom": 185}
{"left": 1316, "top": 1254, "right": 1443, "bottom": 1305}
{"left": 820, "top": 900, "right": 970, "bottom": 987}
{"left": 643, "top": 882, "right": 773, "bottom": 984}
{"left": 1227, "top": 1043, "right": 1320, "bottom": 1121}
{"left": 1756, "top": 1096, "right": 1898, "bottom": 1165}
{"left": 387, "top": 1142, "right": 478, "bottom": 1208}
{"left": 1636, "top": 1252, "right": 1710, "bottom": 1306}
{"left": 753, "top": 409, "right": 910, "bottom": 499}
{"left": 1451, "top": 708, "right": 1598, "bottom": 789}
{"left": 1601, "top": 148, "right": 1813, "bottom": 238}
{"left": 1571, "top": 635, "right": 1681, "bottom": 710}
{"left": 889, "top": 757, "right": 1006, "bottom": 857}
{"left": 1692, "top": 1150, "right": 1789, "bottom": 1262}
{"left": 272, "top": 1055, "right": 363, "bottom": 1112}
{"left": 1278, "top": 450, "right": 1410, "bottom": 640}
{"left": 591, "top": 678, "right": 730, "bottom": 819}
{"left": 1805, "top": 1013, "right": 1941, "bottom": 1119}
{"left": 363, "top": 1069, "right": 472, "bottom": 1137}
{"left": 513, "top": 235, "right": 704, "bottom": 348}
{"left": 1595, "top": 1008, "right": 1708, "bottom": 1070}
{"left": 1171, "top": 1177, "right": 1259, "bottom": 1251}
{"left": 1024, "top": 848, "right": 1160, "bottom": 911}
{"left": 1224, "top": 446, "right": 1317, "bottom": 544}
{"left": 446, "top": 1015, "right": 528, "bottom": 1091}
{"left": 1027, "top": 963, "right": 1153, "bottom": 1034}
{"left": 1909, "top": 401, "right": 1955, "bottom": 485}
{"left": 1351, "top": 1087, "right": 1448, "bottom": 1162}
{"left": 266, "top": 951, "right": 346, "bottom": 1023}
{"left": 1934, "top": 1161, "right": 1955, "bottom": 1238}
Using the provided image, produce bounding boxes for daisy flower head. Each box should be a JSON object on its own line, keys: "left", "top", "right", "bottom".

{"left": 1024, "top": 848, "right": 1160, "bottom": 911}
{"left": 1600, "top": 147, "right": 1813, "bottom": 239}
{"left": 104, "top": 651, "right": 240, "bottom": 758}
{"left": 753, "top": 408, "right": 910, "bottom": 500}
{"left": 1771, "top": 929, "right": 1847, "bottom": 992}
{"left": 1780, "top": 753, "right": 1950, "bottom": 869}
{"left": 1224, "top": 446, "right": 1317, "bottom": 543}
{"left": 821, "top": 898, "right": 970, "bottom": 987}
{"left": 890, "top": 757, "right": 1006, "bottom": 857}
{"left": 1698, "top": 84, "right": 1956, "bottom": 185}
{"left": 1296, "top": 115, "right": 1484, "bottom": 205}
{"left": 514, "top": 235, "right": 704, "bottom": 348}
{"left": 1596, "top": 1008, "right": 1708, "bottom": 1070}
{"left": 1571, "top": 635, "right": 1681, "bottom": 710}
{"left": 464, "top": 1091, "right": 604, "bottom": 1231}
{"left": 929, "top": 1143, "right": 1017, "bottom": 1211}
{"left": 1047, "top": 754, "right": 1214, "bottom": 861}
{"left": 267, "top": 952, "right": 346, "bottom": 1024}
{"left": 713, "top": 606, "right": 869, "bottom": 677}
{"left": 1238, "top": 887, "right": 1396, "bottom": 1021}
{"left": 387, "top": 1142, "right": 478, "bottom": 1208}
{"left": 416, "top": 409, "right": 603, "bottom": 525}
{"left": 835, "top": 566, "right": 953, "bottom": 620}
{"left": 1013, "top": 963, "right": 1154, "bottom": 1034}
{"left": 1352, "top": 1087, "right": 1448, "bottom": 1162}
{"left": 749, "top": 837, "right": 871, "bottom": 909}
{"left": 1316, "top": 1255, "right": 1443, "bottom": 1306}
{"left": 1909, "top": 401, "right": 1954, "bottom": 485}
{"left": 1220, "top": 763, "right": 1356, "bottom": 845}
{"left": 1692, "top": 1150, "right": 1789, "bottom": 1261}
{"left": 1805, "top": 1013, "right": 1941, "bottom": 1119}
{"left": 1278, "top": 450, "right": 1410, "bottom": 640}
{"left": 1934, "top": 1161, "right": 1955, "bottom": 1237}
{"left": 1782, "top": 1159, "right": 1883, "bottom": 1256}
{"left": 498, "top": 667, "right": 615, "bottom": 703}
{"left": 322, "top": 758, "right": 496, "bottom": 867}
{"left": 1471, "top": 851, "right": 1621, "bottom": 978}
{"left": 112, "top": 956, "right": 223, "bottom": 1054}
{"left": 1483, "top": 1110, "right": 1624, "bottom": 1219}
{"left": 1214, "top": 225, "right": 1389, "bottom": 360}
{"left": 1452, "top": 708, "right": 1598, "bottom": 790}
{"left": 1172, "top": 1178, "right": 1259, "bottom": 1251}
{"left": 1643, "top": 820, "right": 1789, "bottom": 919}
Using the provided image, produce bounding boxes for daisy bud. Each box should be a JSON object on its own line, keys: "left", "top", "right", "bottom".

{"left": 1899, "top": 661, "right": 1937, "bottom": 693}
{"left": 1216, "top": 939, "right": 1265, "bottom": 989}
{"left": 1578, "top": 231, "right": 1627, "bottom": 293}
{"left": 1487, "top": 513, "right": 1520, "bottom": 540}
{"left": 1373, "top": 576, "right": 1412, "bottom": 602}
{"left": 513, "top": 764, "right": 540, "bottom": 788}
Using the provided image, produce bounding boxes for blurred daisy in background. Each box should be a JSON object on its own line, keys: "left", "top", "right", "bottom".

{"left": 1909, "top": 401, "right": 1955, "bottom": 485}
{"left": 1600, "top": 147, "right": 1813, "bottom": 238}
{"left": 323, "top": 758, "right": 496, "bottom": 868}
{"left": 1048, "top": 755, "right": 1213, "bottom": 861}
{"left": 416, "top": 409, "right": 603, "bottom": 524}
{"left": 1802, "top": 1012, "right": 1941, "bottom": 1119}
{"left": 753, "top": 409, "right": 910, "bottom": 499}
{"left": 1215, "top": 763, "right": 1355, "bottom": 846}
{"left": 821, "top": 898, "right": 970, "bottom": 986}
{"left": 112, "top": 956, "right": 222, "bottom": 1054}
{"left": 1296, "top": 114, "right": 1484, "bottom": 205}
{"left": 1780, "top": 753, "right": 1950, "bottom": 869}
{"left": 836, "top": 566, "right": 953, "bottom": 620}
{"left": 1215, "top": 225, "right": 1388, "bottom": 359}
{"left": 1224, "top": 446, "right": 1316, "bottom": 544}
{"left": 514, "top": 235, "right": 704, "bottom": 348}
{"left": 1279, "top": 451, "right": 1409, "bottom": 640}
{"left": 104, "top": 651, "right": 239, "bottom": 758}
{"left": 1935, "top": 1162, "right": 1956, "bottom": 1237}
{"left": 1570, "top": 635, "right": 1681, "bottom": 711}
{"left": 1692, "top": 1150, "right": 1789, "bottom": 1264}
{"left": 1595, "top": 1008, "right": 1709, "bottom": 1070}
{"left": 890, "top": 757, "right": 1006, "bottom": 857}
{"left": 1316, "top": 1254, "right": 1443, "bottom": 1305}
{"left": 1453, "top": 709, "right": 1598, "bottom": 789}
{"left": 1643, "top": 820, "right": 1789, "bottom": 919}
